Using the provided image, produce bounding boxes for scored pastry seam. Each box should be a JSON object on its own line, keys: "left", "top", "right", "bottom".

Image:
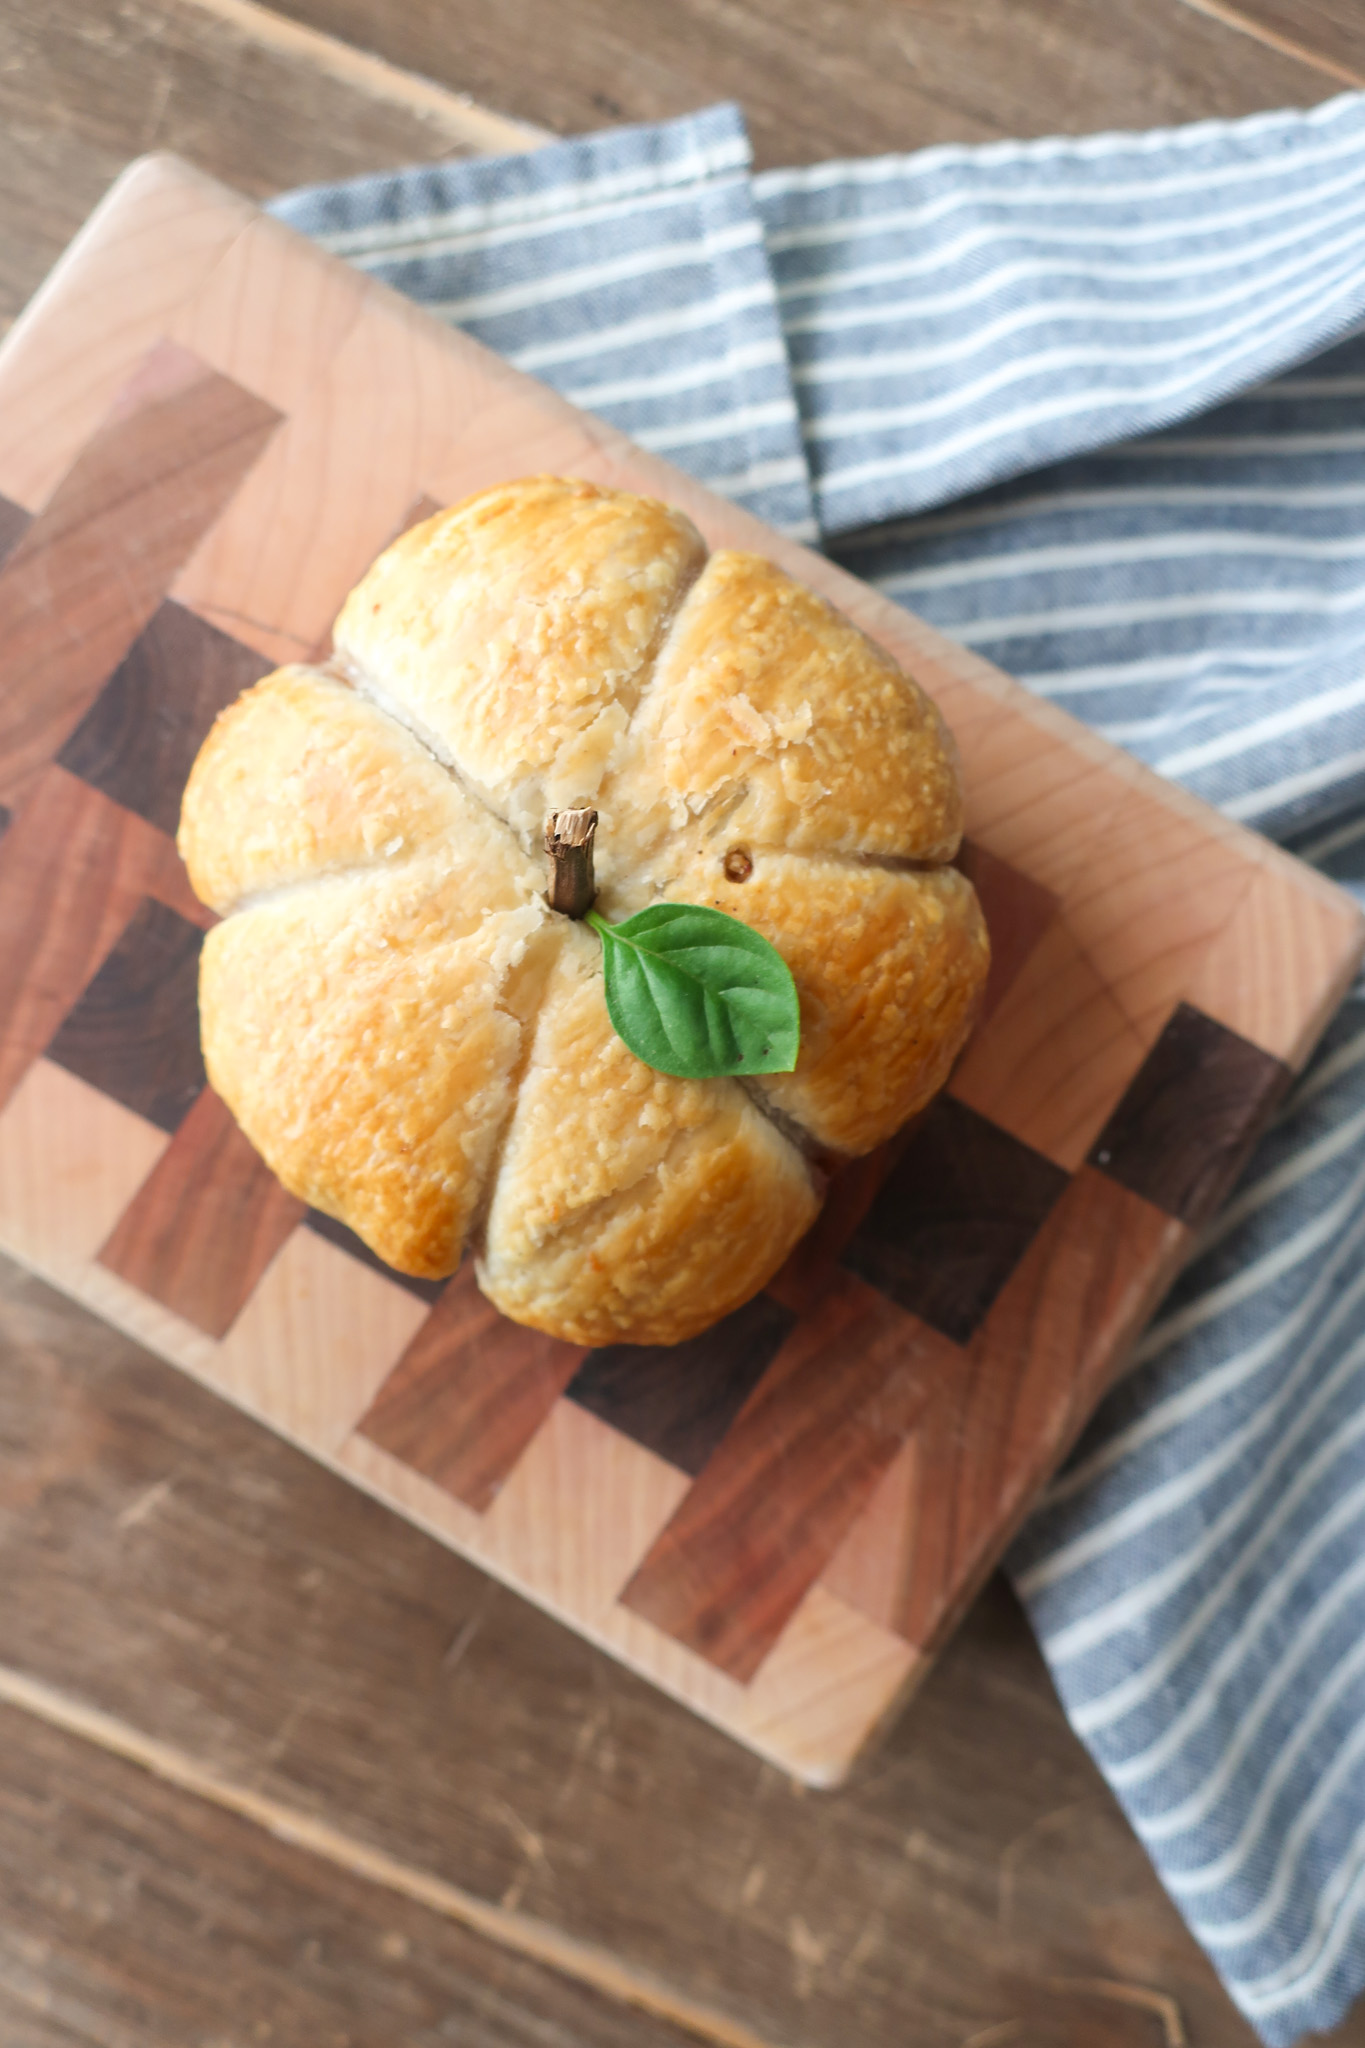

{"left": 460, "top": 922, "right": 572, "bottom": 1252}
{"left": 300, "top": 638, "right": 822, "bottom": 1260}
{"left": 325, "top": 648, "right": 542, "bottom": 877}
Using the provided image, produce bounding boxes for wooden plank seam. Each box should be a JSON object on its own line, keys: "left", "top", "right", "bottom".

{"left": 0, "top": 1660, "right": 781, "bottom": 2048}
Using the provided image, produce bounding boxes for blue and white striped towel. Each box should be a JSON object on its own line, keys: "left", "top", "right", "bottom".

{"left": 273, "top": 91, "right": 1365, "bottom": 2044}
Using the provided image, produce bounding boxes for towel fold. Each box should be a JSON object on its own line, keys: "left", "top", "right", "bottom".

{"left": 273, "top": 94, "right": 1365, "bottom": 2043}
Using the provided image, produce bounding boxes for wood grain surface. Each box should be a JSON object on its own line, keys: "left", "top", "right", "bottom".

{"left": 4, "top": 1, "right": 1365, "bottom": 2043}
{"left": 0, "top": 1701, "right": 709, "bottom": 2048}
{"left": 257, "top": 0, "right": 1341, "bottom": 167}
{"left": 4, "top": 158, "right": 1354, "bottom": 1789}
{"left": 0, "top": 0, "right": 1343, "bottom": 348}
{"left": 1184, "top": 0, "right": 1365, "bottom": 83}
{"left": 0, "top": 0, "right": 542, "bottom": 340}
{"left": 0, "top": 1248, "right": 1350, "bottom": 2048}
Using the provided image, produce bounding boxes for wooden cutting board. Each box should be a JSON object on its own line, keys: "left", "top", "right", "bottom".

{"left": 1, "top": 155, "right": 1360, "bottom": 1786}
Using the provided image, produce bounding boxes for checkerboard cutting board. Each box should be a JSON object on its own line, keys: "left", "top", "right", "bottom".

{"left": 1, "top": 157, "right": 1361, "bottom": 1786}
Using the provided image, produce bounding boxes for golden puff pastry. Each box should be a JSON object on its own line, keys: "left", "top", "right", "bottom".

{"left": 178, "top": 476, "right": 989, "bottom": 1346}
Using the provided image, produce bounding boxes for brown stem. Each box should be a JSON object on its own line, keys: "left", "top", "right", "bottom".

{"left": 544, "top": 807, "right": 598, "bottom": 917}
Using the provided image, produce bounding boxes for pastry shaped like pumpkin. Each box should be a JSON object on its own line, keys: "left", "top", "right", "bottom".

{"left": 178, "top": 477, "right": 989, "bottom": 1346}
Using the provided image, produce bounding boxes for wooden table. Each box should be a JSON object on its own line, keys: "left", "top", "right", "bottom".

{"left": 2, "top": 3, "right": 1364, "bottom": 2043}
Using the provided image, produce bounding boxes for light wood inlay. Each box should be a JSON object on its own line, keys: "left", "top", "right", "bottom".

{"left": 0, "top": 1059, "right": 168, "bottom": 1272}
{"left": 0, "top": 157, "right": 257, "bottom": 513}
{"left": 173, "top": 290, "right": 485, "bottom": 660}
{"left": 1188, "top": 855, "right": 1365, "bottom": 1066}
{"left": 208, "top": 1229, "right": 431, "bottom": 1451}
{"left": 949, "top": 912, "right": 1151, "bottom": 1171}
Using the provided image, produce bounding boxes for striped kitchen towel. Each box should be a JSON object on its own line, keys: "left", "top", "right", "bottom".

{"left": 273, "top": 89, "right": 1365, "bottom": 2044}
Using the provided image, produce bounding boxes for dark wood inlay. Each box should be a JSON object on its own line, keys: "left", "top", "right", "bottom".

{"left": 99, "top": 1088, "right": 305, "bottom": 1338}
{"left": 859, "top": 1169, "right": 1187, "bottom": 1648}
{"left": 402, "top": 494, "right": 444, "bottom": 530}
{"left": 0, "top": 494, "right": 30, "bottom": 567}
{"left": 141, "top": 840, "right": 219, "bottom": 934}
{"left": 359, "top": 1264, "right": 586, "bottom": 1512}
{"left": 0, "top": 340, "right": 279, "bottom": 807}
{"left": 769, "top": 1113, "right": 939, "bottom": 1319}
{"left": 1088, "top": 1001, "right": 1290, "bottom": 1226}
{"left": 955, "top": 840, "right": 1059, "bottom": 1027}
{"left": 566, "top": 1293, "right": 796, "bottom": 1477}
{"left": 621, "top": 1275, "right": 950, "bottom": 1682}
{"left": 304, "top": 1208, "right": 447, "bottom": 1306}
{"left": 0, "top": 768, "right": 187, "bottom": 1114}
{"left": 46, "top": 897, "right": 206, "bottom": 1133}
{"left": 842, "top": 1095, "right": 1069, "bottom": 1344}
{"left": 59, "top": 600, "right": 272, "bottom": 834}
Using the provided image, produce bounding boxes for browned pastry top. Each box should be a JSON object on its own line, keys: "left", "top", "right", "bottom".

{"left": 178, "top": 476, "right": 989, "bottom": 1345}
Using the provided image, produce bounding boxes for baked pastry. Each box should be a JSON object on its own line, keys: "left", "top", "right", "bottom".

{"left": 178, "top": 477, "right": 989, "bottom": 1345}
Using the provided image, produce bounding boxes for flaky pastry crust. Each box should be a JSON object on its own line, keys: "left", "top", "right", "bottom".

{"left": 179, "top": 476, "right": 988, "bottom": 1345}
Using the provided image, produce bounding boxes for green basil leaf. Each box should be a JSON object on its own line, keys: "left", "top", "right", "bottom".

{"left": 586, "top": 903, "right": 800, "bottom": 1080}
